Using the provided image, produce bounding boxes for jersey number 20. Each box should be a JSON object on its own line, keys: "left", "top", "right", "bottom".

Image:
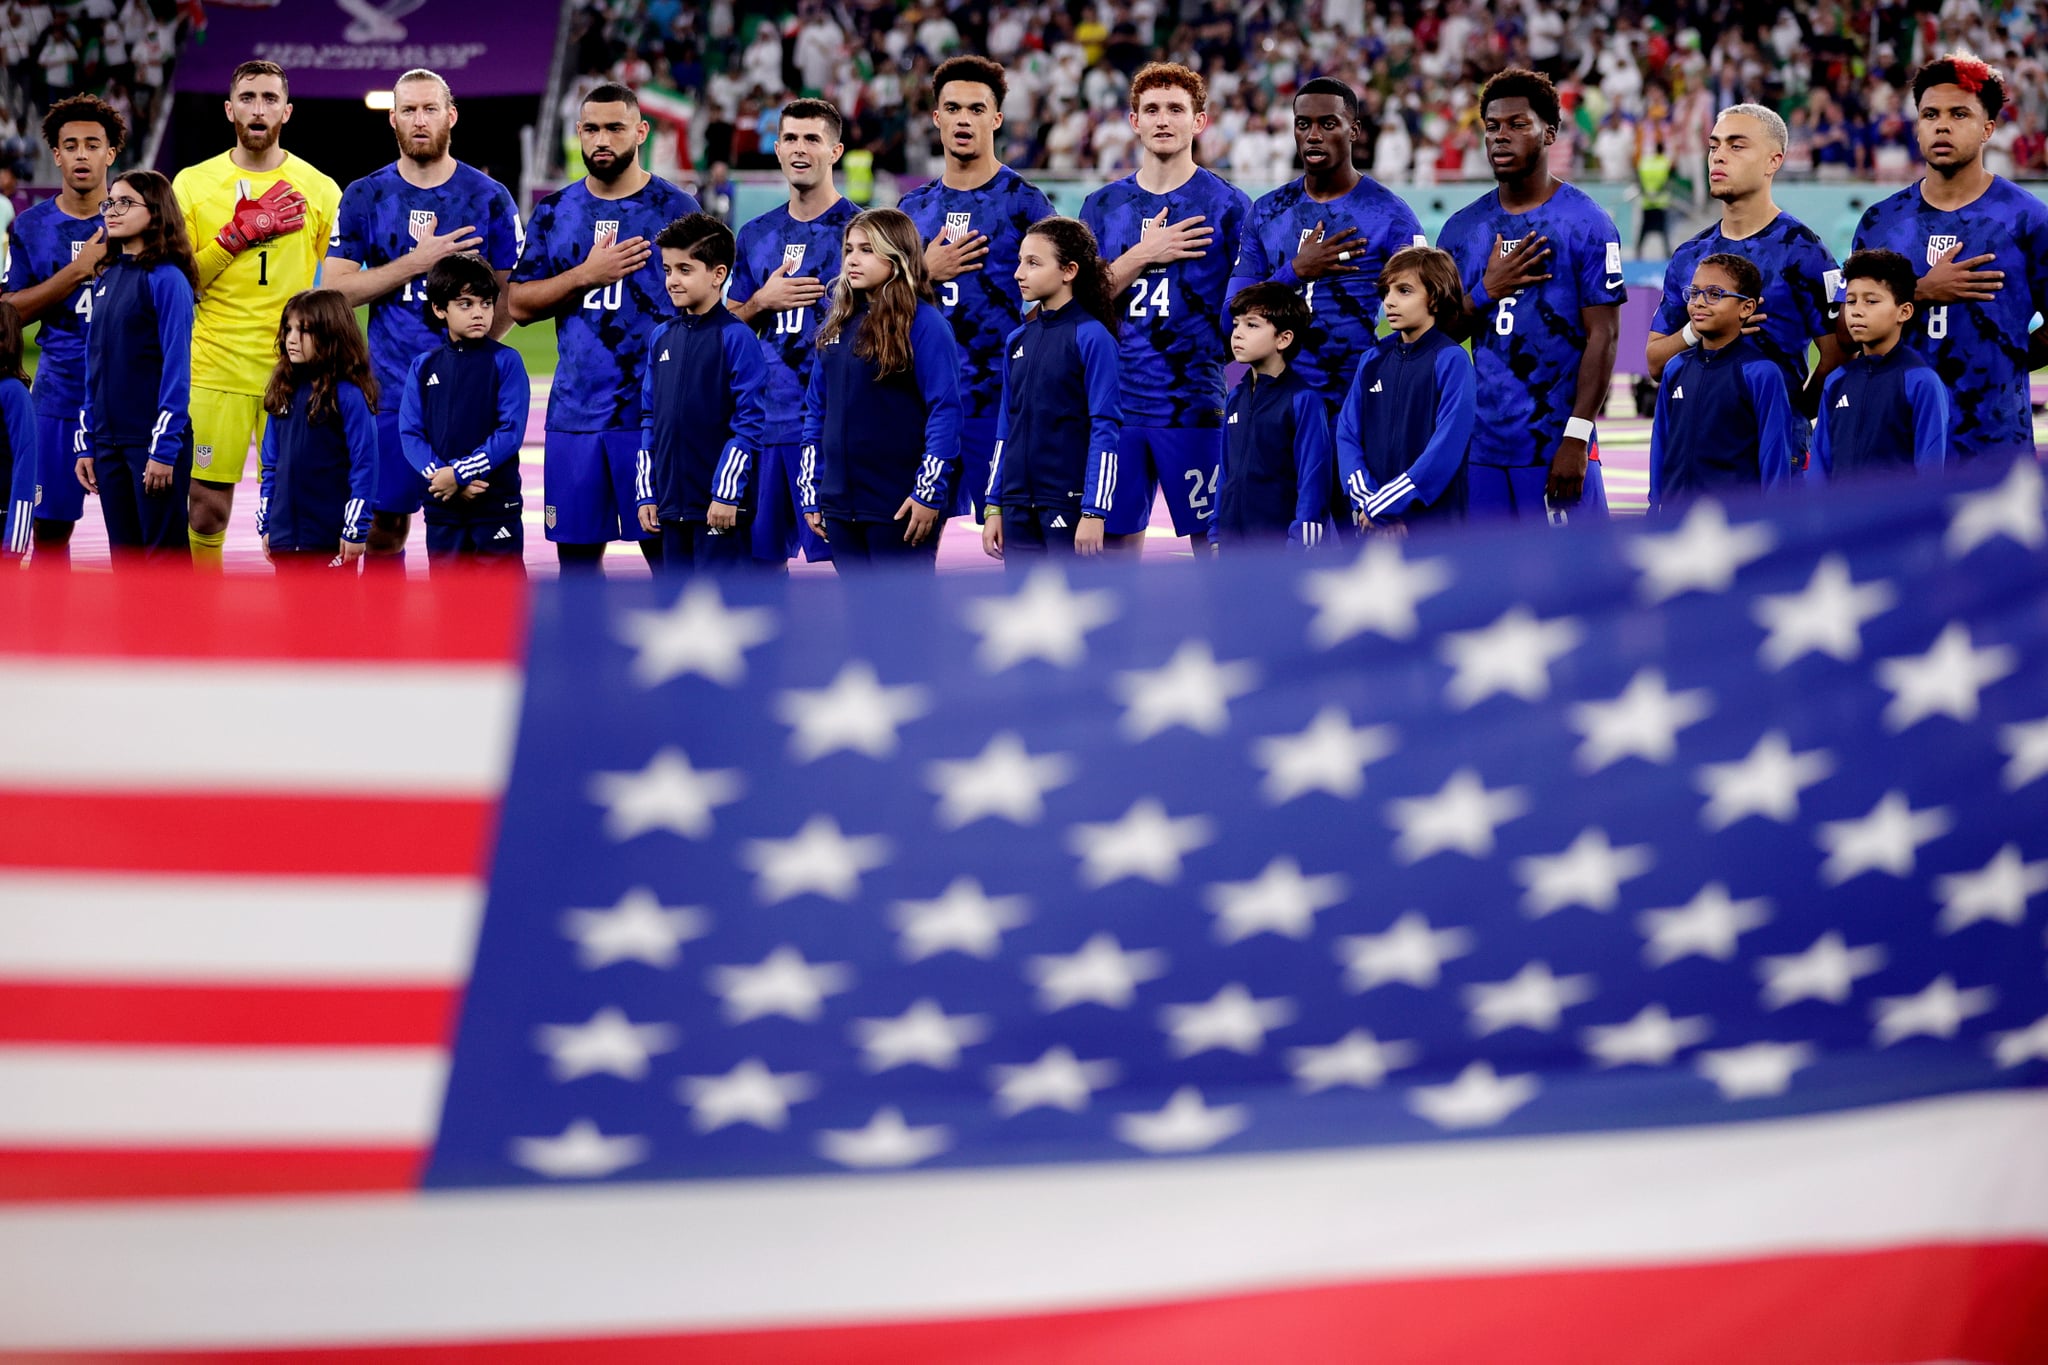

{"left": 583, "top": 281, "right": 625, "bottom": 311}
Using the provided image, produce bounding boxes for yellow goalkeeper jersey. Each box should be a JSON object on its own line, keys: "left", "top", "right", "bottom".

{"left": 173, "top": 150, "right": 343, "bottom": 395}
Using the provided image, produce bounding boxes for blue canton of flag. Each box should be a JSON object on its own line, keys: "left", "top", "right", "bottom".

{"left": 430, "top": 462, "right": 2048, "bottom": 1188}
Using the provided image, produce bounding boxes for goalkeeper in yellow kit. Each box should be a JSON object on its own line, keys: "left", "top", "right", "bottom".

{"left": 172, "top": 60, "right": 341, "bottom": 566}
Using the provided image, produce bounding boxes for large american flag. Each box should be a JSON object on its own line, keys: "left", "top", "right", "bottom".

{"left": 3, "top": 462, "right": 2047, "bottom": 1362}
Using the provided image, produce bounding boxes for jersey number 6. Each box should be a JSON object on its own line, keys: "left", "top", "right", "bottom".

{"left": 1493, "top": 296, "right": 1517, "bottom": 336}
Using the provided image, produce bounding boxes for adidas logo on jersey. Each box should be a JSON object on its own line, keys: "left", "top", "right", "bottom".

{"left": 1835, "top": 394, "right": 1850, "bottom": 408}
{"left": 1369, "top": 379, "right": 1383, "bottom": 393}
{"left": 493, "top": 526, "right": 513, "bottom": 540}
{"left": 1050, "top": 515, "right": 1068, "bottom": 528}
{"left": 426, "top": 374, "right": 440, "bottom": 386}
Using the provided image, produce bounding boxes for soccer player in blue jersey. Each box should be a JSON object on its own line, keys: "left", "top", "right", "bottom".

{"left": 506, "top": 83, "right": 696, "bottom": 573}
{"left": 1648, "top": 105, "right": 1844, "bottom": 465}
{"left": 0, "top": 94, "right": 123, "bottom": 567}
{"left": 727, "top": 97, "right": 857, "bottom": 570}
{"left": 1080, "top": 62, "right": 1251, "bottom": 558}
{"left": 1851, "top": 54, "right": 2048, "bottom": 464}
{"left": 900, "top": 56, "right": 1055, "bottom": 523}
{"left": 326, "top": 69, "right": 523, "bottom": 574}
{"left": 1438, "top": 69, "right": 1624, "bottom": 522}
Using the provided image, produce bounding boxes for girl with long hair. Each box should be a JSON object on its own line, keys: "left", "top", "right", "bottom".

{"left": 0, "top": 303, "right": 39, "bottom": 559}
{"left": 981, "top": 215, "right": 1124, "bottom": 562}
{"left": 257, "top": 289, "right": 380, "bottom": 569}
{"left": 75, "top": 169, "right": 198, "bottom": 560}
{"left": 798, "top": 208, "right": 964, "bottom": 570}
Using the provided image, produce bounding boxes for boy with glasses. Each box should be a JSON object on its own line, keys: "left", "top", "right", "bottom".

{"left": 1648, "top": 253, "right": 1796, "bottom": 509}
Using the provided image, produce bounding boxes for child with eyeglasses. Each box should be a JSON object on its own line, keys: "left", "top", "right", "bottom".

{"left": 1648, "top": 252, "right": 1796, "bottom": 510}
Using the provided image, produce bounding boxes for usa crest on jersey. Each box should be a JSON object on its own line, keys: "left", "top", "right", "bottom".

{"left": 593, "top": 220, "right": 620, "bottom": 249}
{"left": 945, "top": 212, "right": 972, "bottom": 242}
{"left": 409, "top": 210, "right": 438, "bottom": 242}
{"left": 1926, "top": 234, "right": 1960, "bottom": 267}
{"left": 1499, "top": 237, "right": 1525, "bottom": 256}
{"left": 782, "top": 243, "right": 807, "bottom": 271}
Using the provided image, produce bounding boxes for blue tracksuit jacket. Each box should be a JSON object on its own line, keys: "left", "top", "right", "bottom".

{"left": 1809, "top": 344, "right": 1949, "bottom": 483}
{"left": 985, "top": 300, "right": 1122, "bottom": 519}
{"left": 1336, "top": 327, "right": 1475, "bottom": 525}
{"left": 1649, "top": 335, "right": 1795, "bottom": 507}
{"left": 81, "top": 254, "right": 193, "bottom": 459}
{"left": 257, "top": 381, "right": 379, "bottom": 550}
{"left": 399, "top": 337, "right": 529, "bottom": 526}
{"left": 2, "top": 378, "right": 37, "bottom": 556}
{"left": 798, "top": 301, "right": 963, "bottom": 521}
{"left": 638, "top": 304, "right": 770, "bottom": 521}
{"left": 1212, "top": 362, "right": 1332, "bottom": 546}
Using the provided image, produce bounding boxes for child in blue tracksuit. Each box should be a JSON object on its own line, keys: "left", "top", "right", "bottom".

{"left": 1, "top": 303, "right": 38, "bottom": 559}
{"left": 399, "top": 255, "right": 530, "bottom": 571}
{"left": 78, "top": 170, "right": 196, "bottom": 561}
{"left": 1212, "top": 282, "right": 1331, "bottom": 549}
{"left": 1810, "top": 248, "right": 1949, "bottom": 483}
{"left": 1650, "top": 252, "right": 1796, "bottom": 508}
{"left": 798, "top": 207, "right": 963, "bottom": 572}
{"left": 982, "top": 215, "right": 1122, "bottom": 563}
{"left": 1336, "top": 246, "right": 1475, "bottom": 530}
{"left": 638, "top": 212, "right": 770, "bottom": 572}
{"left": 257, "top": 289, "right": 380, "bottom": 570}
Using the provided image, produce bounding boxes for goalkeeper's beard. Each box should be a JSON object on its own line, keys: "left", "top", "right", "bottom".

{"left": 237, "top": 124, "right": 280, "bottom": 156}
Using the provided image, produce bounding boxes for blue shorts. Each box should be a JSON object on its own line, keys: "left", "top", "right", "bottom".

{"left": 1466, "top": 461, "right": 1610, "bottom": 522}
{"left": 542, "top": 429, "right": 649, "bottom": 543}
{"left": 372, "top": 407, "right": 425, "bottom": 516}
{"left": 425, "top": 515, "right": 525, "bottom": 563}
{"left": 751, "top": 441, "right": 831, "bottom": 564}
{"left": 34, "top": 411, "right": 87, "bottom": 524}
{"left": 1106, "top": 425, "right": 1222, "bottom": 537}
{"left": 954, "top": 416, "right": 999, "bottom": 520}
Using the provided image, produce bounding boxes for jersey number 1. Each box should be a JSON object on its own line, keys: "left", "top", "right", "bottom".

{"left": 256, "top": 249, "right": 269, "bottom": 287}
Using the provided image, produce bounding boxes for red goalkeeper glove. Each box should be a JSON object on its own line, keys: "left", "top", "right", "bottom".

{"left": 215, "top": 179, "right": 307, "bottom": 255}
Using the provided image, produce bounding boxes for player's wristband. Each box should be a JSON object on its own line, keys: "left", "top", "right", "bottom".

{"left": 1564, "top": 416, "right": 1595, "bottom": 443}
{"left": 1680, "top": 322, "right": 1701, "bottom": 347}
{"left": 1470, "top": 279, "right": 1493, "bottom": 310}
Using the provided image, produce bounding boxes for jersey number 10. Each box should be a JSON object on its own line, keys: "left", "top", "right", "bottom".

{"left": 773, "top": 307, "right": 807, "bottom": 336}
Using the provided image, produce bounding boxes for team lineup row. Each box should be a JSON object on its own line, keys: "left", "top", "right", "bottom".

{"left": 1, "top": 48, "right": 2041, "bottom": 572}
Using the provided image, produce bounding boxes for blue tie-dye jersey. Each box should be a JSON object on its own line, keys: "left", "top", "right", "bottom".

{"left": 3, "top": 199, "right": 104, "bottom": 412}
{"left": 1651, "top": 212, "right": 1840, "bottom": 398}
{"left": 729, "top": 196, "right": 860, "bottom": 445}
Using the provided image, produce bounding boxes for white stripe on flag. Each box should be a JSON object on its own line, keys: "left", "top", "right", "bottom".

{"left": 0, "top": 1047, "right": 447, "bottom": 1145}
{"left": 0, "top": 873, "right": 481, "bottom": 983}
{"left": 0, "top": 660, "right": 519, "bottom": 792}
{"left": 0, "top": 1089, "right": 2041, "bottom": 1349}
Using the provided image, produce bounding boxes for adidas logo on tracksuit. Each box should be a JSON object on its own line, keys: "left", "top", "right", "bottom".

{"left": 1835, "top": 394, "right": 1850, "bottom": 409}
{"left": 426, "top": 374, "right": 440, "bottom": 386}
{"left": 1369, "top": 380, "right": 1383, "bottom": 394}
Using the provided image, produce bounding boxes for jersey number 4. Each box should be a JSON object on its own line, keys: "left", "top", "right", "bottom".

{"left": 1127, "top": 276, "right": 1171, "bottom": 319}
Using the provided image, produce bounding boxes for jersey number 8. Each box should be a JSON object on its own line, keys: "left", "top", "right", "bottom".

{"left": 1127, "top": 276, "right": 1171, "bottom": 319}
{"left": 1925, "top": 305, "right": 1948, "bottom": 341}
{"left": 583, "top": 280, "right": 625, "bottom": 311}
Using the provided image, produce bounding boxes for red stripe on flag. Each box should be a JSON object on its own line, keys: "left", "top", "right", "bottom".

{"left": 10, "top": 1241, "right": 2043, "bottom": 1363}
{"left": 0, "top": 1148, "right": 425, "bottom": 1204}
{"left": 0, "top": 792, "right": 496, "bottom": 877}
{"left": 0, "top": 569, "right": 526, "bottom": 664}
{"left": 0, "top": 983, "right": 463, "bottom": 1048}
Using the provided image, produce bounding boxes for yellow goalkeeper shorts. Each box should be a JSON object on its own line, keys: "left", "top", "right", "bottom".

{"left": 189, "top": 388, "right": 268, "bottom": 485}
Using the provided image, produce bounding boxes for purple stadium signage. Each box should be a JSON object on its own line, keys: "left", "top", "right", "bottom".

{"left": 181, "top": 0, "right": 559, "bottom": 99}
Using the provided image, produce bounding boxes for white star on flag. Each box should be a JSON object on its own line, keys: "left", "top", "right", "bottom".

{"left": 1581, "top": 1004, "right": 1711, "bottom": 1068}
{"left": 816, "top": 1107, "right": 951, "bottom": 1168}
{"left": 1992, "top": 1015, "right": 2048, "bottom": 1068}
{"left": 1300, "top": 540, "right": 1453, "bottom": 646}
{"left": 850, "top": 999, "right": 991, "bottom": 1071}
{"left": 559, "top": 887, "right": 710, "bottom": 969}
{"left": 1438, "top": 606, "right": 1584, "bottom": 708}
{"left": 1114, "top": 1086, "right": 1250, "bottom": 1153}
{"left": 1874, "top": 623, "right": 2017, "bottom": 731}
{"left": 1286, "top": 1029, "right": 1420, "bottom": 1092}
{"left": 1025, "top": 933, "right": 1168, "bottom": 1011}
{"left": 1814, "top": 791, "right": 1953, "bottom": 884}
{"left": 615, "top": 581, "right": 778, "bottom": 687}
{"left": 676, "top": 1058, "right": 817, "bottom": 1132}
{"left": 1750, "top": 554, "right": 1896, "bottom": 669}
{"left": 1758, "top": 931, "right": 1886, "bottom": 1008}
{"left": 1945, "top": 457, "right": 2046, "bottom": 558}
{"left": 1111, "top": 639, "right": 1260, "bottom": 740}
{"left": 1935, "top": 845, "right": 2048, "bottom": 933}
{"left": 1159, "top": 983, "right": 1297, "bottom": 1056}
{"left": 1693, "top": 731, "right": 1834, "bottom": 829}
{"left": 1066, "top": 798, "right": 1216, "bottom": 887}
{"left": 738, "top": 814, "right": 892, "bottom": 903}
{"left": 533, "top": 1006, "right": 679, "bottom": 1082}
{"left": 1871, "top": 975, "right": 1997, "bottom": 1046}
{"left": 889, "top": 877, "right": 1031, "bottom": 960}
{"left": 773, "top": 661, "right": 931, "bottom": 761}
{"left": 509, "top": 1119, "right": 649, "bottom": 1179}
{"left": 962, "top": 567, "right": 1119, "bottom": 671}
{"left": 1568, "top": 668, "right": 1714, "bottom": 771}
{"left": 1336, "top": 912, "right": 1475, "bottom": 990}
{"left": 1462, "top": 961, "right": 1597, "bottom": 1035}
{"left": 1203, "top": 856, "right": 1350, "bottom": 943}
{"left": 587, "top": 747, "right": 743, "bottom": 841}
{"left": 1999, "top": 716, "right": 2048, "bottom": 790}
{"left": 1637, "top": 882, "right": 1772, "bottom": 967}
{"left": 1512, "top": 828, "right": 1654, "bottom": 916}
{"left": 1624, "top": 499, "right": 1776, "bottom": 602}
{"left": 924, "top": 732, "right": 1075, "bottom": 828}
{"left": 1251, "top": 706, "right": 1398, "bottom": 803}
{"left": 989, "top": 1046, "right": 1120, "bottom": 1115}
{"left": 707, "top": 945, "right": 854, "bottom": 1023}
{"left": 1407, "top": 1061, "right": 1539, "bottom": 1129}
{"left": 1696, "top": 1042, "right": 1814, "bottom": 1100}
{"left": 1385, "top": 768, "right": 1529, "bottom": 862}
